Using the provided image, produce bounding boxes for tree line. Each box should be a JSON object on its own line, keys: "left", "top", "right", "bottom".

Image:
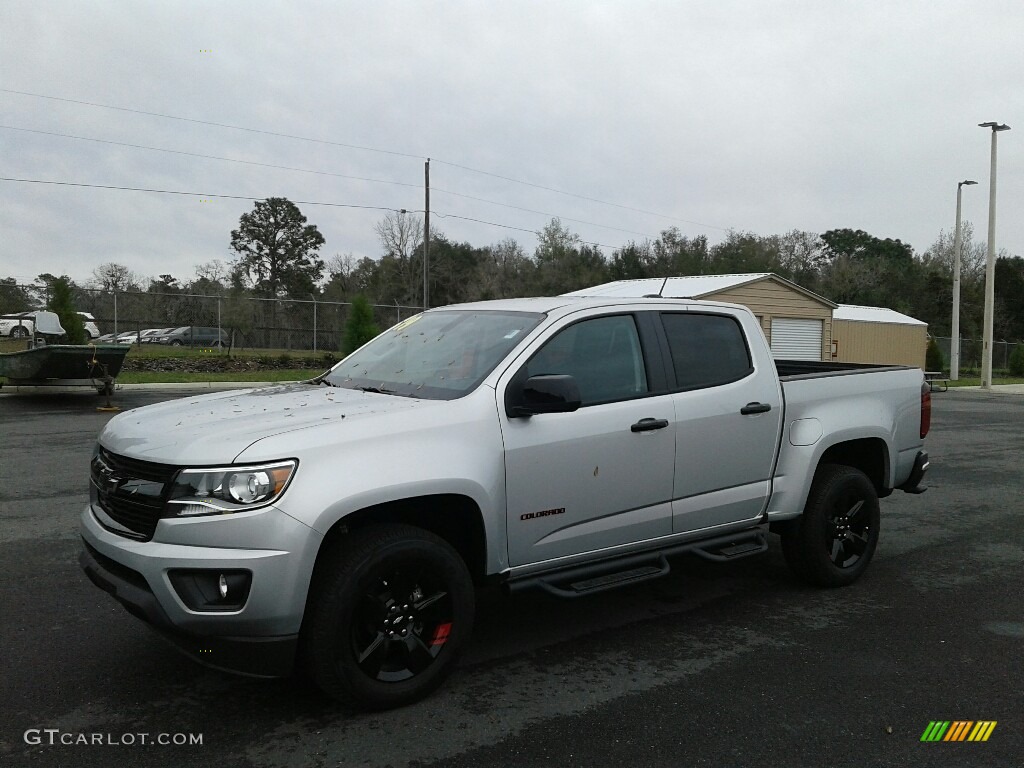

{"left": 3, "top": 196, "right": 1023, "bottom": 347}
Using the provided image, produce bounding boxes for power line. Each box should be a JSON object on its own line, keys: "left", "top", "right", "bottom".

{"left": 0, "top": 176, "right": 632, "bottom": 251}
{"left": 433, "top": 159, "right": 728, "bottom": 231}
{"left": 0, "top": 124, "right": 422, "bottom": 190}
{"left": 0, "top": 177, "right": 402, "bottom": 212}
{"left": 430, "top": 211, "right": 622, "bottom": 251}
{"left": 1, "top": 87, "right": 728, "bottom": 232}
{"left": 0, "top": 124, "right": 655, "bottom": 238}
{"left": 0, "top": 88, "right": 423, "bottom": 160}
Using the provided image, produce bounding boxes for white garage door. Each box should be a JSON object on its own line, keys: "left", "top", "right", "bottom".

{"left": 770, "top": 318, "right": 823, "bottom": 361}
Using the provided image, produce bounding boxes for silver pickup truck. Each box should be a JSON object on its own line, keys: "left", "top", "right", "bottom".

{"left": 80, "top": 296, "right": 929, "bottom": 709}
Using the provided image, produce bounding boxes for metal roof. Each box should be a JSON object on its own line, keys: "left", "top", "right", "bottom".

{"left": 834, "top": 304, "right": 927, "bottom": 326}
{"left": 565, "top": 273, "right": 837, "bottom": 308}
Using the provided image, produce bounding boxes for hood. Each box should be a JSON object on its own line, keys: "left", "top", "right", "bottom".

{"left": 99, "top": 383, "right": 433, "bottom": 465}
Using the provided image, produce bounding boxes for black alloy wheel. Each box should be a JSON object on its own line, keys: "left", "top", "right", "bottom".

{"left": 352, "top": 564, "right": 455, "bottom": 683}
{"left": 781, "top": 464, "right": 880, "bottom": 587}
{"left": 303, "top": 523, "right": 474, "bottom": 710}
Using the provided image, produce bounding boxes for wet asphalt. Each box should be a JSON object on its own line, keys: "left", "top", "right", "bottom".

{"left": 0, "top": 386, "right": 1021, "bottom": 767}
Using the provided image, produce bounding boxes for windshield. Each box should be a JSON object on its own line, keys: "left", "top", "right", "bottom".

{"left": 322, "top": 310, "right": 543, "bottom": 399}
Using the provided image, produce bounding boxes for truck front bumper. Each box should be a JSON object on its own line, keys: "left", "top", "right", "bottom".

{"left": 79, "top": 503, "right": 321, "bottom": 677}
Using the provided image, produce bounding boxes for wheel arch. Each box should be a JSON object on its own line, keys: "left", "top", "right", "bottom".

{"left": 311, "top": 494, "right": 488, "bottom": 587}
{"left": 817, "top": 437, "right": 890, "bottom": 495}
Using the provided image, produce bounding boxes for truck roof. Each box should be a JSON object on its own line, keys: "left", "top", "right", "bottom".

{"left": 427, "top": 295, "right": 716, "bottom": 316}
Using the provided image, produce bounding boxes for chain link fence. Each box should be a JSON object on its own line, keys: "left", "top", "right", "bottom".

{"left": 13, "top": 286, "right": 422, "bottom": 353}
{"left": 933, "top": 336, "right": 1022, "bottom": 374}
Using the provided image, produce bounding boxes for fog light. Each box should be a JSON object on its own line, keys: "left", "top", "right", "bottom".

{"left": 168, "top": 569, "right": 252, "bottom": 611}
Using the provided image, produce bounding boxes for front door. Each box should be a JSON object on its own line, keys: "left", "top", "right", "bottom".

{"left": 500, "top": 313, "right": 676, "bottom": 567}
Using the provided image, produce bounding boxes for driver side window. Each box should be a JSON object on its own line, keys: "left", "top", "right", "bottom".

{"left": 526, "top": 315, "right": 647, "bottom": 406}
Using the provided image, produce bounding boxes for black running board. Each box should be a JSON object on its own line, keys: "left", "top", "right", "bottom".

{"left": 507, "top": 527, "right": 768, "bottom": 599}
{"left": 691, "top": 533, "right": 768, "bottom": 562}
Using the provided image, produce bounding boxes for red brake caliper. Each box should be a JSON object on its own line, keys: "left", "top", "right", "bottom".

{"left": 430, "top": 622, "right": 452, "bottom": 646}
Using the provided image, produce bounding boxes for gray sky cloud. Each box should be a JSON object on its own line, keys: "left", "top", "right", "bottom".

{"left": 1, "top": 0, "right": 1021, "bottom": 288}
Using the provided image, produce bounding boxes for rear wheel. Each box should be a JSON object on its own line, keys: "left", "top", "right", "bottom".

{"left": 781, "top": 464, "right": 880, "bottom": 587}
{"left": 302, "top": 524, "right": 474, "bottom": 710}
{"left": 10, "top": 326, "right": 29, "bottom": 339}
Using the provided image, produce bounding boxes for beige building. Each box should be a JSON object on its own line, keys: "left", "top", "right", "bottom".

{"left": 832, "top": 305, "right": 927, "bottom": 369}
{"left": 568, "top": 273, "right": 836, "bottom": 361}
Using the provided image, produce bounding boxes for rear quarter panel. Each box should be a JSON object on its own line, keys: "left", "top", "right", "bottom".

{"left": 768, "top": 368, "right": 924, "bottom": 520}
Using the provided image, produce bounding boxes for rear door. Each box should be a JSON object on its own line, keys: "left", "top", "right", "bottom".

{"left": 657, "top": 310, "right": 783, "bottom": 533}
{"left": 500, "top": 311, "right": 676, "bottom": 567}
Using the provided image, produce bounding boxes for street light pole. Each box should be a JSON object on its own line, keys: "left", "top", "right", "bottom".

{"left": 950, "top": 179, "right": 976, "bottom": 381}
{"left": 978, "top": 122, "right": 1010, "bottom": 390}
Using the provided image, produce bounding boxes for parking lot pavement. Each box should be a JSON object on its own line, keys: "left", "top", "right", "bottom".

{"left": 0, "top": 387, "right": 1021, "bottom": 767}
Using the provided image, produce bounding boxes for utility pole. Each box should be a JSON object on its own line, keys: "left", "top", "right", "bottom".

{"left": 423, "top": 158, "right": 430, "bottom": 311}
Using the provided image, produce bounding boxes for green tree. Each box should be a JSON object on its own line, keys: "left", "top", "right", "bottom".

{"left": 925, "top": 337, "right": 945, "bottom": 372}
{"left": 343, "top": 295, "right": 381, "bottom": 355}
{"left": 1008, "top": 344, "right": 1024, "bottom": 377}
{"left": 534, "top": 219, "right": 608, "bottom": 294}
{"left": 994, "top": 256, "right": 1024, "bottom": 341}
{"left": 46, "top": 276, "right": 87, "bottom": 344}
{"left": 0, "top": 277, "right": 33, "bottom": 314}
{"left": 230, "top": 198, "right": 326, "bottom": 297}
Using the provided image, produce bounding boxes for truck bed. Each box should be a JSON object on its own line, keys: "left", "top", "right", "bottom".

{"left": 775, "top": 359, "right": 914, "bottom": 380}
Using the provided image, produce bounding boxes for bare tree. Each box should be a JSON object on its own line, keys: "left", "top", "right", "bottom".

{"left": 375, "top": 211, "right": 423, "bottom": 262}
{"left": 91, "top": 262, "right": 141, "bottom": 292}
{"left": 194, "top": 260, "right": 229, "bottom": 286}
{"left": 921, "top": 221, "right": 986, "bottom": 281}
{"left": 374, "top": 211, "right": 424, "bottom": 304}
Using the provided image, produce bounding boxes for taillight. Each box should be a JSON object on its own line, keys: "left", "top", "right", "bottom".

{"left": 920, "top": 381, "right": 931, "bottom": 438}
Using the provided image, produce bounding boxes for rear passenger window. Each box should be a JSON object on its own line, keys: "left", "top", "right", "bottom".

{"left": 527, "top": 315, "right": 648, "bottom": 406}
{"left": 661, "top": 313, "right": 752, "bottom": 390}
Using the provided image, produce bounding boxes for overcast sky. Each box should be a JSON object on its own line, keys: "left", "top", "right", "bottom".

{"left": 2, "top": 0, "right": 1021, "bottom": 290}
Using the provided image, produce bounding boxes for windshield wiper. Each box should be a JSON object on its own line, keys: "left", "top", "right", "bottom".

{"left": 357, "top": 385, "right": 396, "bottom": 395}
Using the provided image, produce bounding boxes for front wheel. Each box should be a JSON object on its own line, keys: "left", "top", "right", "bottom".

{"left": 781, "top": 464, "right": 880, "bottom": 587}
{"left": 302, "top": 524, "right": 474, "bottom": 710}
{"left": 10, "top": 326, "right": 29, "bottom": 339}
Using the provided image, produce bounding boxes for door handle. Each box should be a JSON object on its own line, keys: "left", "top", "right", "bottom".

{"left": 631, "top": 418, "right": 670, "bottom": 432}
{"left": 740, "top": 402, "right": 772, "bottom": 415}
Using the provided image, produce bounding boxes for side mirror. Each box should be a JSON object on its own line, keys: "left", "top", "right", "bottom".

{"left": 506, "top": 374, "right": 582, "bottom": 417}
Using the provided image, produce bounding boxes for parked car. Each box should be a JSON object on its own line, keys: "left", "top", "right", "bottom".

{"left": 152, "top": 326, "right": 228, "bottom": 347}
{"left": 80, "top": 296, "right": 930, "bottom": 710}
{"left": 0, "top": 311, "right": 101, "bottom": 339}
{"left": 112, "top": 331, "right": 142, "bottom": 344}
{"left": 140, "top": 327, "right": 175, "bottom": 343}
{"left": 0, "top": 312, "right": 36, "bottom": 339}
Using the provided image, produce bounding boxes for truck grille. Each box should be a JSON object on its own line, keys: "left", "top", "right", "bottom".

{"left": 91, "top": 448, "right": 178, "bottom": 541}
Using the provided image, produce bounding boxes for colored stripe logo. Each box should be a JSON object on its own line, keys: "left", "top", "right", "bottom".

{"left": 921, "top": 721, "right": 997, "bottom": 742}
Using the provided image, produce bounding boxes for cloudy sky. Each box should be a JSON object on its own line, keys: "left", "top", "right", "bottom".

{"left": 1, "top": 0, "right": 1021, "bottom": 289}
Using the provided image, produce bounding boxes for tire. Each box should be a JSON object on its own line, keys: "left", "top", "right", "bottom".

{"left": 780, "top": 464, "right": 880, "bottom": 588}
{"left": 170, "top": 339, "right": 184, "bottom": 347}
{"left": 10, "top": 326, "right": 29, "bottom": 339}
{"left": 302, "top": 524, "right": 475, "bottom": 710}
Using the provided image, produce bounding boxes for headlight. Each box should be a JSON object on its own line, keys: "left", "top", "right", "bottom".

{"left": 166, "top": 460, "right": 297, "bottom": 517}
